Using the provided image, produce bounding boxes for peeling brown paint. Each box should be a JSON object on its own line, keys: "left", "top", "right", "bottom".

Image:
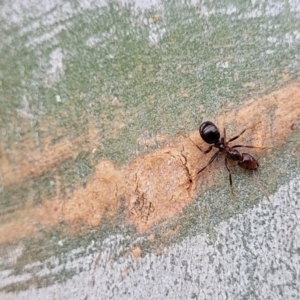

{"left": 1, "top": 81, "right": 300, "bottom": 245}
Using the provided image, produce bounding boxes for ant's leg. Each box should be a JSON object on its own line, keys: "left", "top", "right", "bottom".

{"left": 253, "top": 170, "right": 270, "bottom": 202}
{"left": 178, "top": 132, "right": 213, "bottom": 153}
{"left": 231, "top": 145, "right": 273, "bottom": 150}
{"left": 203, "top": 146, "right": 213, "bottom": 154}
{"left": 224, "top": 157, "right": 232, "bottom": 186}
{"left": 256, "top": 149, "right": 268, "bottom": 162}
{"left": 225, "top": 157, "right": 235, "bottom": 201}
{"left": 228, "top": 121, "right": 261, "bottom": 143}
{"left": 197, "top": 151, "right": 219, "bottom": 174}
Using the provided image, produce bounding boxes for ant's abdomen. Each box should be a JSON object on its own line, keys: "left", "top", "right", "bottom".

{"left": 238, "top": 153, "right": 259, "bottom": 170}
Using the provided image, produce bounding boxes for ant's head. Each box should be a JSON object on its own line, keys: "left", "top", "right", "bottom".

{"left": 199, "top": 121, "right": 220, "bottom": 144}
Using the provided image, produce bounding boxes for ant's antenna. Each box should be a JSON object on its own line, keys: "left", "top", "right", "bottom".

{"left": 221, "top": 100, "right": 227, "bottom": 137}
{"left": 178, "top": 132, "right": 205, "bottom": 153}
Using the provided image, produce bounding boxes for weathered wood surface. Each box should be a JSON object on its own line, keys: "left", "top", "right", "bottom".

{"left": 1, "top": 0, "right": 300, "bottom": 299}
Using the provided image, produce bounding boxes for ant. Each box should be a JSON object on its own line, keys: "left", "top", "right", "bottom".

{"left": 184, "top": 121, "right": 271, "bottom": 201}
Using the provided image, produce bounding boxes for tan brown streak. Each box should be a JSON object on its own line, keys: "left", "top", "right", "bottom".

{"left": 0, "top": 119, "right": 99, "bottom": 187}
{"left": 1, "top": 81, "right": 300, "bottom": 244}
{"left": 37, "top": 160, "right": 124, "bottom": 228}
{"left": 221, "top": 85, "right": 300, "bottom": 147}
{"left": 1, "top": 140, "right": 74, "bottom": 187}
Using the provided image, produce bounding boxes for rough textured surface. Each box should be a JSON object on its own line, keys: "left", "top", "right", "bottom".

{"left": 1, "top": 82, "right": 300, "bottom": 243}
{"left": 1, "top": 0, "right": 300, "bottom": 299}
{"left": 1, "top": 176, "right": 300, "bottom": 299}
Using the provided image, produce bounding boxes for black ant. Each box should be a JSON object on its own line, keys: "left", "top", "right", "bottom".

{"left": 184, "top": 121, "right": 271, "bottom": 201}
